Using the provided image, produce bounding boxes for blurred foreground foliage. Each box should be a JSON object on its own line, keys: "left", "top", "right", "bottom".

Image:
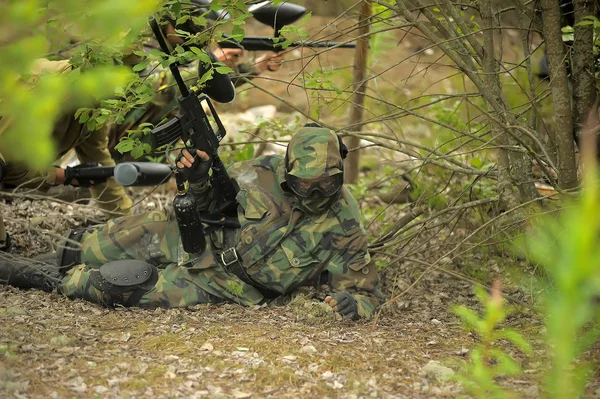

{"left": 518, "top": 166, "right": 600, "bottom": 398}
{"left": 0, "top": 0, "right": 160, "bottom": 169}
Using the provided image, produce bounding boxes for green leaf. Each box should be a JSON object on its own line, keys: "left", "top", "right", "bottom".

{"left": 79, "top": 110, "right": 90, "bottom": 123}
{"left": 95, "top": 114, "right": 109, "bottom": 124}
{"left": 231, "top": 24, "right": 245, "bottom": 41}
{"left": 170, "top": 1, "right": 181, "bottom": 14}
{"left": 132, "top": 59, "right": 149, "bottom": 72}
{"left": 452, "top": 305, "right": 481, "bottom": 332}
{"left": 192, "top": 15, "right": 207, "bottom": 28}
{"left": 215, "top": 66, "right": 233, "bottom": 74}
{"left": 197, "top": 69, "right": 214, "bottom": 85}
{"left": 191, "top": 47, "right": 211, "bottom": 63}
{"left": 176, "top": 15, "right": 190, "bottom": 25}
{"left": 115, "top": 139, "right": 135, "bottom": 153}
{"left": 470, "top": 157, "right": 483, "bottom": 169}
{"left": 494, "top": 329, "right": 532, "bottom": 354}
{"left": 131, "top": 145, "right": 145, "bottom": 159}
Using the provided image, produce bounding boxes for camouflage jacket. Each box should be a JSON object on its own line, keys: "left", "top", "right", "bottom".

{"left": 190, "top": 155, "right": 385, "bottom": 318}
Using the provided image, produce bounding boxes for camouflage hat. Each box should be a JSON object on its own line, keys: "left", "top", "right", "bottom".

{"left": 286, "top": 127, "right": 343, "bottom": 179}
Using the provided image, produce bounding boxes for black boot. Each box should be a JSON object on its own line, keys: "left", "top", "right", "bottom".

{"left": 0, "top": 257, "right": 62, "bottom": 292}
{"left": 0, "top": 233, "right": 11, "bottom": 252}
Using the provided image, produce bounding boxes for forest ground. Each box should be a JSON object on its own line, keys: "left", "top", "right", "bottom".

{"left": 2, "top": 187, "right": 598, "bottom": 398}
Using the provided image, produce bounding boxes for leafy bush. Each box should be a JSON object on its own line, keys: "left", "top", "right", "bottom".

{"left": 456, "top": 167, "right": 600, "bottom": 398}
{"left": 453, "top": 283, "right": 532, "bottom": 398}
{"left": 0, "top": 0, "right": 160, "bottom": 169}
{"left": 519, "top": 168, "right": 600, "bottom": 398}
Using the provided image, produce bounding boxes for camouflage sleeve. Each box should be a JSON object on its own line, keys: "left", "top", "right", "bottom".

{"left": 1, "top": 162, "right": 56, "bottom": 189}
{"left": 325, "top": 233, "right": 385, "bottom": 319}
{"left": 75, "top": 123, "right": 133, "bottom": 215}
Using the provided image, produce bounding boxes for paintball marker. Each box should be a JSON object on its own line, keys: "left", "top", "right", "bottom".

{"left": 64, "top": 162, "right": 172, "bottom": 187}
{"left": 147, "top": 14, "right": 240, "bottom": 254}
{"left": 147, "top": 15, "right": 239, "bottom": 216}
{"left": 218, "top": 1, "right": 356, "bottom": 51}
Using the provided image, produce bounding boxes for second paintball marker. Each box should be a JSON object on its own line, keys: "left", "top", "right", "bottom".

{"left": 65, "top": 162, "right": 172, "bottom": 187}
{"left": 217, "top": 35, "right": 356, "bottom": 51}
{"left": 218, "top": 1, "right": 356, "bottom": 51}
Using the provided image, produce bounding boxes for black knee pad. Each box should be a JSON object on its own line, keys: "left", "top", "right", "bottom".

{"left": 89, "top": 260, "right": 158, "bottom": 307}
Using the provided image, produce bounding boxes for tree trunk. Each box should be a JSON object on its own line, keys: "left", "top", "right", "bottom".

{"left": 541, "top": 0, "right": 579, "bottom": 189}
{"left": 572, "top": 0, "right": 597, "bottom": 152}
{"left": 345, "top": 0, "right": 371, "bottom": 184}
{"left": 480, "top": 0, "right": 523, "bottom": 210}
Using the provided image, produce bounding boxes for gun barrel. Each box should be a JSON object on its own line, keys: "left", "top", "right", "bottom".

{"left": 300, "top": 41, "right": 356, "bottom": 48}
{"left": 114, "top": 162, "right": 172, "bottom": 186}
{"left": 218, "top": 36, "right": 356, "bottom": 51}
{"left": 77, "top": 166, "right": 115, "bottom": 179}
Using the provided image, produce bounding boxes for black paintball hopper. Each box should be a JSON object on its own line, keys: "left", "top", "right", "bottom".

{"left": 249, "top": 1, "right": 306, "bottom": 36}
{"left": 197, "top": 50, "right": 236, "bottom": 104}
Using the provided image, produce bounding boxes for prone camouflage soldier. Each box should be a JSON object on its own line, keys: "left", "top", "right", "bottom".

{"left": 0, "top": 127, "right": 385, "bottom": 320}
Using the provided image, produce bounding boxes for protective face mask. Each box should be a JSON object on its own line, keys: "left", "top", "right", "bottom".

{"left": 297, "top": 194, "right": 335, "bottom": 215}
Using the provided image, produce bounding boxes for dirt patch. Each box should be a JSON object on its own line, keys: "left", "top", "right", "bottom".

{"left": 0, "top": 192, "right": 551, "bottom": 399}
{"left": 0, "top": 286, "right": 480, "bottom": 399}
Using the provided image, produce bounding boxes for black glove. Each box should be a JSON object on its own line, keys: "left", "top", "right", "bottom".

{"left": 331, "top": 291, "right": 359, "bottom": 320}
{"left": 176, "top": 150, "right": 212, "bottom": 183}
{"left": 64, "top": 162, "right": 108, "bottom": 187}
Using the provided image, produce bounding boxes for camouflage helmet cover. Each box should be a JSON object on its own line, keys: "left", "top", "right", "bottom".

{"left": 286, "top": 127, "right": 344, "bottom": 179}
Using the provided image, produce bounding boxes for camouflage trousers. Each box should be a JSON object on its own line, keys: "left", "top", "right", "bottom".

{"left": 59, "top": 211, "right": 266, "bottom": 308}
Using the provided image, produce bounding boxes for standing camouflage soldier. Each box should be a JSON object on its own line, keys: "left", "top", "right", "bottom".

{"left": 109, "top": 11, "right": 285, "bottom": 157}
{"left": 0, "top": 127, "right": 384, "bottom": 319}
{"left": 0, "top": 59, "right": 134, "bottom": 252}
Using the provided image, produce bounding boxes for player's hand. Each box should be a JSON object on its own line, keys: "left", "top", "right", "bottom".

{"left": 214, "top": 48, "right": 244, "bottom": 69}
{"left": 256, "top": 51, "right": 285, "bottom": 73}
{"left": 325, "top": 292, "right": 359, "bottom": 320}
{"left": 176, "top": 149, "right": 211, "bottom": 183}
{"left": 63, "top": 162, "right": 108, "bottom": 187}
